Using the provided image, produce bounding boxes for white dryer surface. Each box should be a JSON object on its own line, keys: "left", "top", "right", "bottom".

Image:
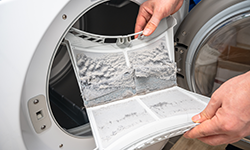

{"left": 87, "top": 86, "right": 208, "bottom": 150}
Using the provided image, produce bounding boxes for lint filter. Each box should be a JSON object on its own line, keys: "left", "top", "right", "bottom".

{"left": 65, "top": 16, "right": 210, "bottom": 150}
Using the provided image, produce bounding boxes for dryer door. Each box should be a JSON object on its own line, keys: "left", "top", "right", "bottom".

{"left": 175, "top": 0, "right": 250, "bottom": 96}
{"left": 175, "top": 0, "right": 250, "bottom": 149}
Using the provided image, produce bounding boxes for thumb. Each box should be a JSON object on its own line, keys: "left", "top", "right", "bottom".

{"left": 192, "top": 95, "right": 222, "bottom": 123}
{"left": 143, "top": 14, "right": 162, "bottom": 36}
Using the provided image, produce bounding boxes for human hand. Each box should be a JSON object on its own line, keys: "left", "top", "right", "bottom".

{"left": 184, "top": 71, "right": 250, "bottom": 146}
{"left": 135, "top": 0, "right": 184, "bottom": 37}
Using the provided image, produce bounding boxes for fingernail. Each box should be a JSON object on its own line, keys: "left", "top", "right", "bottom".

{"left": 143, "top": 28, "right": 151, "bottom": 35}
{"left": 192, "top": 114, "right": 201, "bottom": 123}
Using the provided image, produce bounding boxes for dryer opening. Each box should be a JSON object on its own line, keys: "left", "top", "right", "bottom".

{"left": 48, "top": 1, "right": 139, "bottom": 136}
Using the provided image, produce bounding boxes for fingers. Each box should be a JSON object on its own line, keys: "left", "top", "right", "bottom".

{"left": 184, "top": 115, "right": 221, "bottom": 139}
{"left": 183, "top": 71, "right": 250, "bottom": 146}
{"left": 171, "top": 0, "right": 184, "bottom": 15}
{"left": 198, "top": 135, "right": 240, "bottom": 146}
{"left": 198, "top": 135, "right": 227, "bottom": 146}
{"left": 134, "top": 5, "right": 153, "bottom": 38}
{"left": 135, "top": 0, "right": 185, "bottom": 37}
{"left": 192, "top": 93, "right": 222, "bottom": 123}
{"left": 143, "top": 13, "right": 162, "bottom": 36}
{"left": 141, "top": 2, "right": 171, "bottom": 36}
{"left": 185, "top": 128, "right": 242, "bottom": 146}
{"left": 184, "top": 109, "right": 246, "bottom": 146}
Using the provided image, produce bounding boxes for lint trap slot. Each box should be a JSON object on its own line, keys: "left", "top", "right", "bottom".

{"left": 69, "top": 27, "right": 143, "bottom": 47}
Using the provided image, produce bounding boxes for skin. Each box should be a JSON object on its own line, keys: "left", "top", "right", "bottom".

{"left": 135, "top": 0, "right": 250, "bottom": 146}
{"left": 184, "top": 71, "right": 250, "bottom": 146}
{"left": 134, "top": 0, "right": 184, "bottom": 37}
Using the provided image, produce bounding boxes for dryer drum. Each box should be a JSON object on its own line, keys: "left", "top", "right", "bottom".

{"left": 49, "top": 1, "right": 140, "bottom": 136}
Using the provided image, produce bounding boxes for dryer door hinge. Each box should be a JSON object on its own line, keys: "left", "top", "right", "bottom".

{"left": 174, "top": 42, "right": 188, "bottom": 76}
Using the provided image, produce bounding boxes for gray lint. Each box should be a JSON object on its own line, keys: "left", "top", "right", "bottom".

{"left": 75, "top": 52, "right": 135, "bottom": 107}
{"left": 92, "top": 99, "right": 155, "bottom": 147}
{"left": 72, "top": 36, "right": 177, "bottom": 107}
{"left": 128, "top": 40, "right": 176, "bottom": 94}
{"left": 140, "top": 89, "right": 206, "bottom": 119}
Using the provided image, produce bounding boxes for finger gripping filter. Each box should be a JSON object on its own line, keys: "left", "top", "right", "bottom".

{"left": 65, "top": 16, "right": 209, "bottom": 150}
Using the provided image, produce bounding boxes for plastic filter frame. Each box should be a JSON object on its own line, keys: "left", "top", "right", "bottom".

{"left": 65, "top": 16, "right": 210, "bottom": 150}
{"left": 65, "top": 16, "right": 177, "bottom": 108}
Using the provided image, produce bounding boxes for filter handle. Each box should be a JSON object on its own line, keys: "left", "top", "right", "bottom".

{"left": 69, "top": 27, "right": 144, "bottom": 48}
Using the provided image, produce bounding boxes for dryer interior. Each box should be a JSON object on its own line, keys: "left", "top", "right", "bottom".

{"left": 48, "top": 1, "right": 139, "bottom": 136}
